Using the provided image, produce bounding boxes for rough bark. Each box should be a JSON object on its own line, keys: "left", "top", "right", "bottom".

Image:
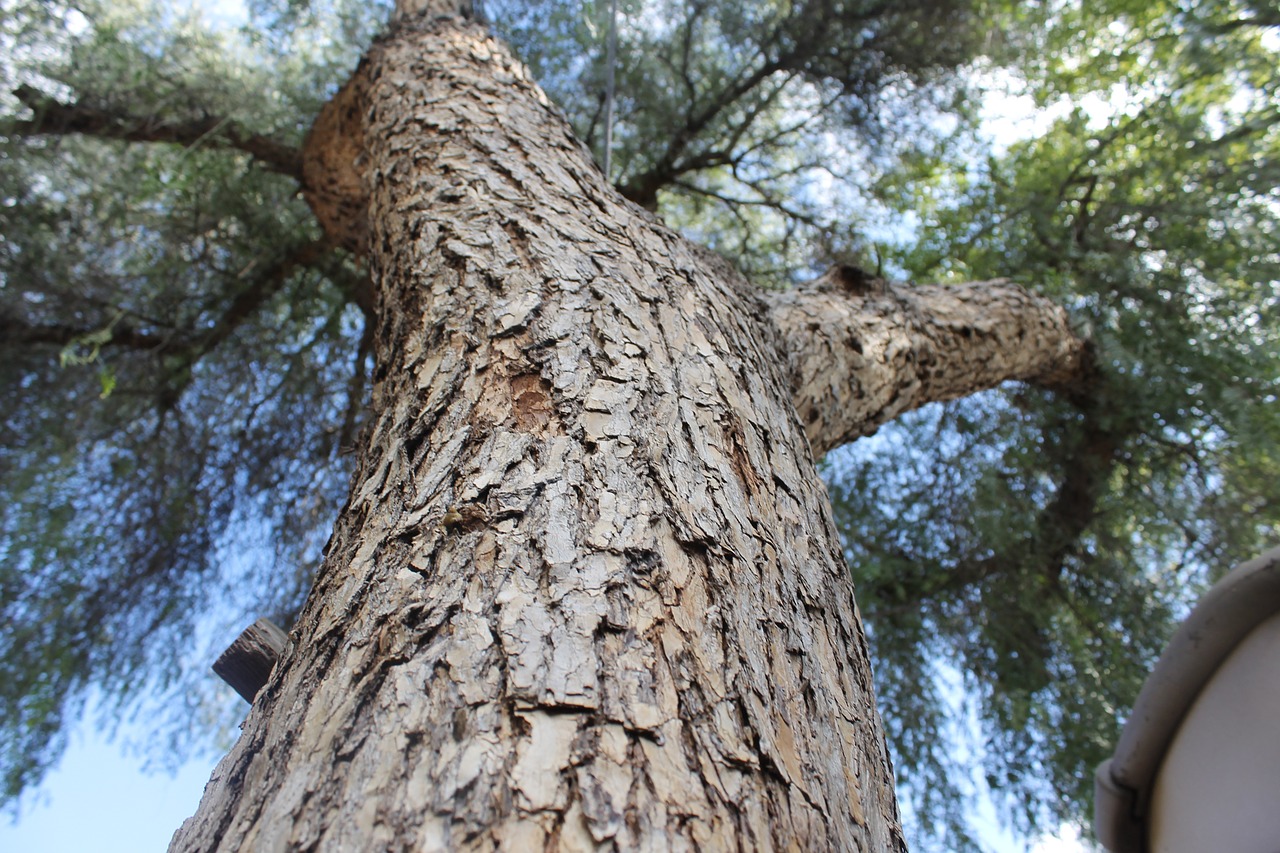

{"left": 173, "top": 15, "right": 903, "bottom": 852}
{"left": 171, "top": 10, "right": 1092, "bottom": 853}
{"left": 768, "top": 268, "right": 1089, "bottom": 455}
{"left": 302, "top": 71, "right": 371, "bottom": 255}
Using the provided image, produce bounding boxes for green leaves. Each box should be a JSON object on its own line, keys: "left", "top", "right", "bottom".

{"left": 1, "top": 0, "right": 368, "bottom": 805}
{"left": 57, "top": 312, "right": 120, "bottom": 368}
{"left": 834, "top": 0, "right": 1280, "bottom": 846}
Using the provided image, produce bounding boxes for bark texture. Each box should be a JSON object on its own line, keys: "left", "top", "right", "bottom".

{"left": 768, "top": 269, "right": 1089, "bottom": 455}
{"left": 173, "top": 16, "right": 904, "bottom": 852}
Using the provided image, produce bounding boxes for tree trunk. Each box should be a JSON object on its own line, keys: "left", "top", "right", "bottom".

{"left": 171, "top": 11, "right": 1085, "bottom": 852}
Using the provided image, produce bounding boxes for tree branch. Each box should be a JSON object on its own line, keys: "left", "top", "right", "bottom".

{"left": 5, "top": 238, "right": 336, "bottom": 412}
{"left": 768, "top": 270, "right": 1090, "bottom": 455}
{"left": 186, "top": 238, "right": 335, "bottom": 362}
{"left": 7, "top": 85, "right": 302, "bottom": 181}
{"left": 1205, "top": 11, "right": 1280, "bottom": 32}
{"left": 670, "top": 178, "right": 823, "bottom": 228}
{"left": 863, "top": 384, "right": 1126, "bottom": 625}
{"left": 618, "top": 54, "right": 783, "bottom": 207}
{"left": 1, "top": 313, "right": 169, "bottom": 352}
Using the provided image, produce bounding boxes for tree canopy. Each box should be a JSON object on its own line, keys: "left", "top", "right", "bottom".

{"left": 1, "top": 0, "right": 1277, "bottom": 848}
{"left": 831, "top": 1, "right": 1280, "bottom": 845}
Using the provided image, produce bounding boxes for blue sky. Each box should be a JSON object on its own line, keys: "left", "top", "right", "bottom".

{"left": 0, "top": 716, "right": 219, "bottom": 852}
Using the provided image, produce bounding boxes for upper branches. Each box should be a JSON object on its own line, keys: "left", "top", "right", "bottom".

{"left": 7, "top": 85, "right": 303, "bottom": 181}
{"left": 2, "top": 236, "right": 341, "bottom": 410}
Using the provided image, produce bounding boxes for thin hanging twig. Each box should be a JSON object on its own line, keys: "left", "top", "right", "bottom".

{"left": 603, "top": 0, "right": 618, "bottom": 179}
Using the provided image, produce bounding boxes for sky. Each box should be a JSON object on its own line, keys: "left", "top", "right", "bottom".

{"left": 0, "top": 1, "right": 1117, "bottom": 851}
{"left": 0, "top": 715, "right": 220, "bottom": 852}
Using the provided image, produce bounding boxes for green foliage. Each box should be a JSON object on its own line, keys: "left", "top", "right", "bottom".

{"left": 830, "top": 0, "right": 1280, "bottom": 846}
{"left": 0, "top": 0, "right": 368, "bottom": 802}
{"left": 492, "top": 0, "right": 1001, "bottom": 282}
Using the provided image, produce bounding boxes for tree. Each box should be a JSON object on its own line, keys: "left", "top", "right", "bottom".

{"left": 170, "top": 1, "right": 1094, "bottom": 846}
{"left": 0, "top": 0, "right": 1087, "bottom": 847}
{"left": 3, "top": 0, "right": 1274, "bottom": 848}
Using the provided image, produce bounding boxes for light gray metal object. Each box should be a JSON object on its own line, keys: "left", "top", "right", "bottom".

{"left": 1094, "top": 545, "right": 1280, "bottom": 852}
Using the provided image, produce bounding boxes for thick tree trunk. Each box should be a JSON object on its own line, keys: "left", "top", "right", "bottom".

{"left": 172, "top": 11, "right": 1087, "bottom": 852}
{"left": 173, "top": 14, "right": 903, "bottom": 852}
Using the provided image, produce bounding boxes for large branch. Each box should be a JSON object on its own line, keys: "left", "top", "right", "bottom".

{"left": 8, "top": 85, "right": 302, "bottom": 180}
{"left": 768, "top": 267, "right": 1089, "bottom": 455}
{"left": 1, "top": 313, "right": 168, "bottom": 351}
{"left": 4, "top": 238, "right": 338, "bottom": 411}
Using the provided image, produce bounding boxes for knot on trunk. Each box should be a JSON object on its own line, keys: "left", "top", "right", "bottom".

{"left": 302, "top": 65, "right": 370, "bottom": 256}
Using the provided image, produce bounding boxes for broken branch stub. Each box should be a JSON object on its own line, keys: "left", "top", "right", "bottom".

{"left": 212, "top": 618, "right": 289, "bottom": 704}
